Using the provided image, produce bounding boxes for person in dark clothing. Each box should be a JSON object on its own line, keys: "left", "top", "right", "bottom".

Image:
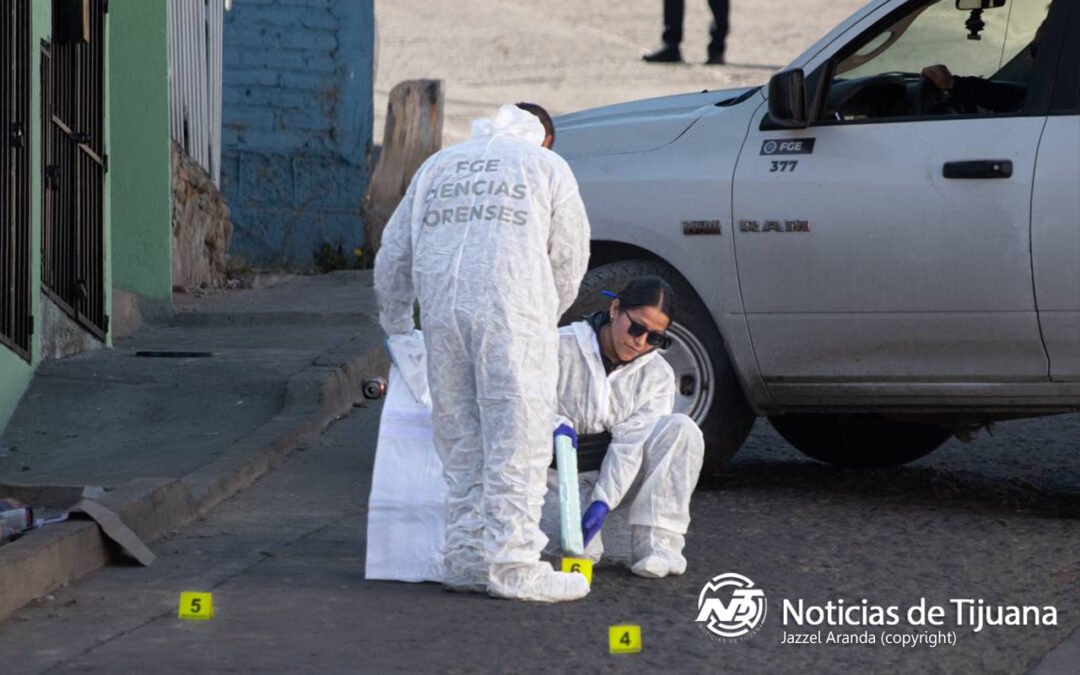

{"left": 919, "top": 17, "right": 1045, "bottom": 114}
{"left": 920, "top": 64, "right": 1027, "bottom": 113}
{"left": 643, "top": 0, "right": 729, "bottom": 65}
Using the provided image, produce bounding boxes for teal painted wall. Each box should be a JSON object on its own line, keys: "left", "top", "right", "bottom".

{"left": 107, "top": 0, "right": 170, "bottom": 301}
{"left": 221, "top": 0, "right": 374, "bottom": 268}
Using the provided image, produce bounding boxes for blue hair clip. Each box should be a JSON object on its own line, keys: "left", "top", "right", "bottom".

{"left": 601, "top": 290, "right": 617, "bottom": 299}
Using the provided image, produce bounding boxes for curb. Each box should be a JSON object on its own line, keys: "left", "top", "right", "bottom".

{"left": 0, "top": 333, "right": 389, "bottom": 622}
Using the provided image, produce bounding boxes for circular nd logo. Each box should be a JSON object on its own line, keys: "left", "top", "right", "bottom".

{"left": 695, "top": 573, "right": 768, "bottom": 640}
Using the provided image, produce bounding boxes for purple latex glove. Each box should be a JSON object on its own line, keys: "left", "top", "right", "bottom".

{"left": 554, "top": 423, "right": 578, "bottom": 448}
{"left": 581, "top": 501, "right": 610, "bottom": 546}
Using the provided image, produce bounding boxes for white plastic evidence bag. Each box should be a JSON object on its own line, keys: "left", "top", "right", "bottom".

{"left": 364, "top": 333, "right": 446, "bottom": 583}
{"left": 365, "top": 331, "right": 586, "bottom": 582}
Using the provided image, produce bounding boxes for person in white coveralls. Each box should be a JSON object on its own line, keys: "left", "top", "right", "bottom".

{"left": 543, "top": 275, "right": 706, "bottom": 578}
{"left": 374, "top": 103, "right": 592, "bottom": 602}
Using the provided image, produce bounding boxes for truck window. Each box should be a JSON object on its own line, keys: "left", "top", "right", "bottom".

{"left": 821, "top": 0, "right": 1052, "bottom": 122}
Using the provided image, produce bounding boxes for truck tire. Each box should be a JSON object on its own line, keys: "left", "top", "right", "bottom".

{"left": 561, "top": 260, "right": 754, "bottom": 473}
{"left": 768, "top": 414, "right": 952, "bottom": 467}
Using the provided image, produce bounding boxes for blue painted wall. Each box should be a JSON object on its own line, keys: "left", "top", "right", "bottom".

{"left": 221, "top": 0, "right": 374, "bottom": 269}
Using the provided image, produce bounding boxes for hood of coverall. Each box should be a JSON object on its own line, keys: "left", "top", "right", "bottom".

{"left": 470, "top": 104, "right": 547, "bottom": 146}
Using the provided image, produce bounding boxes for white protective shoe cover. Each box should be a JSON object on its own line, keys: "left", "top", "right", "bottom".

{"left": 630, "top": 525, "right": 687, "bottom": 578}
{"left": 488, "top": 562, "right": 590, "bottom": 603}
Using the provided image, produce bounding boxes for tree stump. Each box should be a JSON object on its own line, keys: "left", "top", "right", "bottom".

{"left": 364, "top": 79, "right": 444, "bottom": 255}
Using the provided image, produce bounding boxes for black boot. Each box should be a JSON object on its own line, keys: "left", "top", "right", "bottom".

{"left": 643, "top": 43, "right": 682, "bottom": 63}
{"left": 704, "top": 50, "right": 725, "bottom": 65}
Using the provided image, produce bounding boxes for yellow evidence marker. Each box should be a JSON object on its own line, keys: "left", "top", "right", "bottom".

{"left": 178, "top": 592, "right": 214, "bottom": 620}
{"left": 609, "top": 625, "right": 642, "bottom": 654}
{"left": 561, "top": 556, "right": 593, "bottom": 585}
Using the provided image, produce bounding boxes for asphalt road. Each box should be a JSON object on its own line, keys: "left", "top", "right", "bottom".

{"left": 1, "top": 400, "right": 1076, "bottom": 674}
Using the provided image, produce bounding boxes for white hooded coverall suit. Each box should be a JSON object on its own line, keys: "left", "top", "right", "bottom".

{"left": 374, "top": 106, "right": 591, "bottom": 601}
{"left": 542, "top": 319, "right": 706, "bottom": 577}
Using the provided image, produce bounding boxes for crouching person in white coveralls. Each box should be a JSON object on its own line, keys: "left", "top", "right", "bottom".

{"left": 543, "top": 275, "right": 705, "bottom": 578}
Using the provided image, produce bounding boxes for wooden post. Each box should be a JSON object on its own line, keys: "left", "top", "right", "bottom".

{"left": 364, "top": 79, "right": 444, "bottom": 255}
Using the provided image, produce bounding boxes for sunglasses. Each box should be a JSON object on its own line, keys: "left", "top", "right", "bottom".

{"left": 624, "top": 312, "right": 672, "bottom": 349}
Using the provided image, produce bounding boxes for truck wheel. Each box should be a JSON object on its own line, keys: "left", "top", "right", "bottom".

{"left": 562, "top": 260, "right": 754, "bottom": 473}
{"left": 768, "top": 414, "right": 952, "bottom": 467}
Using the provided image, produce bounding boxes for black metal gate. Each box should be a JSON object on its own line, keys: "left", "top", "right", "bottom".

{"left": 42, "top": 0, "right": 107, "bottom": 340}
{"left": 0, "top": 0, "right": 32, "bottom": 360}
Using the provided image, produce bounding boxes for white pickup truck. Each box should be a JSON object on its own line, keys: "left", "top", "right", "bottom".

{"left": 555, "top": 0, "right": 1080, "bottom": 469}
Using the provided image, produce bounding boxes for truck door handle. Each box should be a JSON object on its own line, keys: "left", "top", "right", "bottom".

{"left": 943, "top": 160, "right": 1012, "bottom": 179}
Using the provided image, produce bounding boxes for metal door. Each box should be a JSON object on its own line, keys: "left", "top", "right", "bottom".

{"left": 0, "top": 0, "right": 32, "bottom": 360}
{"left": 42, "top": 0, "right": 107, "bottom": 340}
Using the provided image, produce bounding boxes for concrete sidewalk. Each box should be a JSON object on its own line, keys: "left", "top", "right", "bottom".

{"left": 0, "top": 271, "right": 388, "bottom": 621}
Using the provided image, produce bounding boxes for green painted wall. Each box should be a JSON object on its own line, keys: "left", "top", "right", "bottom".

{"left": 0, "top": 345, "right": 33, "bottom": 434}
{"left": 0, "top": 350, "right": 31, "bottom": 433}
{"left": 1, "top": 0, "right": 149, "bottom": 433}
{"left": 0, "top": 0, "right": 51, "bottom": 434}
{"left": 107, "top": 0, "right": 170, "bottom": 301}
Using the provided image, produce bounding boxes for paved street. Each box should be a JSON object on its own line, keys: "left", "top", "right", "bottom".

{"left": 1, "top": 401, "right": 1076, "bottom": 674}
